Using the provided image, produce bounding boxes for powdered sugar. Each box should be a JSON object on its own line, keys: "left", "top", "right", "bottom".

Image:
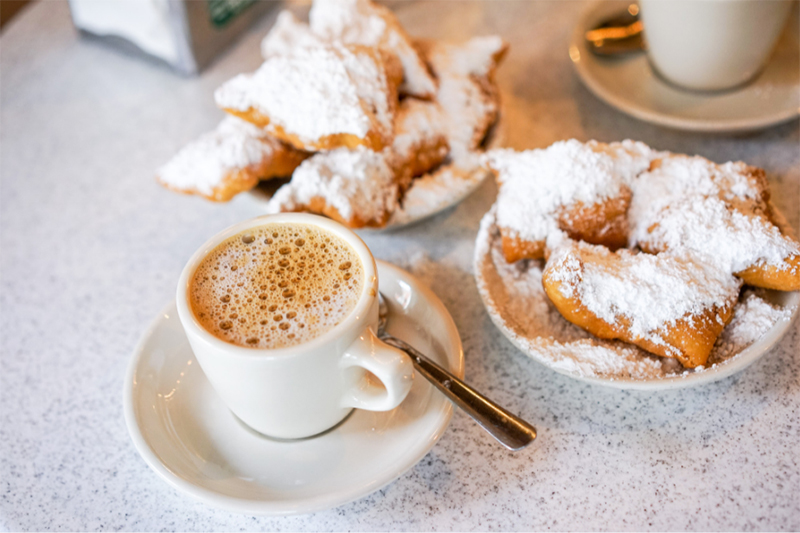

{"left": 310, "top": 0, "right": 388, "bottom": 50}
{"left": 157, "top": 116, "right": 283, "bottom": 198}
{"left": 215, "top": 44, "right": 394, "bottom": 146}
{"left": 265, "top": 98, "right": 450, "bottom": 226}
{"left": 630, "top": 156, "right": 764, "bottom": 218}
{"left": 474, "top": 208, "right": 797, "bottom": 381}
{"left": 309, "top": 0, "right": 437, "bottom": 98}
{"left": 593, "top": 140, "right": 664, "bottom": 183}
{"left": 710, "top": 289, "right": 795, "bottom": 364}
{"left": 428, "top": 37, "right": 508, "bottom": 159}
{"left": 435, "top": 76, "right": 495, "bottom": 161}
{"left": 639, "top": 195, "right": 799, "bottom": 273}
{"left": 629, "top": 155, "right": 800, "bottom": 273}
{"left": 376, "top": 37, "right": 507, "bottom": 226}
{"left": 260, "top": 11, "right": 325, "bottom": 58}
{"left": 485, "top": 140, "right": 654, "bottom": 243}
{"left": 427, "top": 35, "right": 506, "bottom": 79}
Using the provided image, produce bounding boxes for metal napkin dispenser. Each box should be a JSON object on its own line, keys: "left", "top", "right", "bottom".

{"left": 69, "top": 0, "right": 276, "bottom": 75}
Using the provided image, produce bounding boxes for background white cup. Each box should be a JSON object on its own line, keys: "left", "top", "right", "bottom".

{"left": 176, "top": 213, "right": 414, "bottom": 439}
{"left": 639, "top": 0, "right": 792, "bottom": 91}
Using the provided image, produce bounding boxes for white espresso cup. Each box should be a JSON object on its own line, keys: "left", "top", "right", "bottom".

{"left": 176, "top": 213, "right": 414, "bottom": 439}
{"left": 639, "top": 0, "right": 792, "bottom": 91}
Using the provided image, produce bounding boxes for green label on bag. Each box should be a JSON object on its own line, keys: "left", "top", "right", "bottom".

{"left": 208, "top": 0, "right": 256, "bottom": 27}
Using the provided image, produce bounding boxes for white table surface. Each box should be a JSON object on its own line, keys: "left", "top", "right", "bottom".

{"left": 2, "top": 1, "right": 799, "bottom": 530}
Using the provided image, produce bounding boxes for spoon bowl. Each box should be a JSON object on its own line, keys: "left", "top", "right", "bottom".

{"left": 585, "top": 3, "right": 646, "bottom": 56}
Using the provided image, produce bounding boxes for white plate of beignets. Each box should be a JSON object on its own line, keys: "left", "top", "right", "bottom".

{"left": 159, "top": 0, "right": 507, "bottom": 231}
{"left": 250, "top": 25, "right": 508, "bottom": 230}
{"left": 475, "top": 140, "right": 799, "bottom": 389}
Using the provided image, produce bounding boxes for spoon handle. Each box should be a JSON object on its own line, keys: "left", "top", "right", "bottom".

{"left": 380, "top": 334, "right": 537, "bottom": 451}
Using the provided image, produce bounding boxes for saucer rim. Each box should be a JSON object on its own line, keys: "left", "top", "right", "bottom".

{"left": 123, "top": 260, "right": 464, "bottom": 515}
{"left": 569, "top": 0, "right": 800, "bottom": 133}
{"left": 474, "top": 208, "right": 800, "bottom": 391}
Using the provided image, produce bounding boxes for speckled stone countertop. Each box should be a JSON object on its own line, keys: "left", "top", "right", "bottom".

{"left": 2, "top": 1, "right": 799, "bottom": 530}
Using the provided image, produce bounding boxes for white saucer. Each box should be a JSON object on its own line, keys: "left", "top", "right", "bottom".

{"left": 569, "top": 1, "right": 800, "bottom": 133}
{"left": 474, "top": 209, "right": 799, "bottom": 391}
{"left": 124, "top": 261, "right": 464, "bottom": 515}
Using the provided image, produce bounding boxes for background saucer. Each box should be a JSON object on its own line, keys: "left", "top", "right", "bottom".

{"left": 124, "top": 261, "right": 464, "bottom": 515}
{"left": 569, "top": 1, "right": 800, "bottom": 133}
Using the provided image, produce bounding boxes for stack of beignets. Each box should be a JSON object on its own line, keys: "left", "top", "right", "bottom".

{"left": 157, "top": 0, "right": 508, "bottom": 229}
{"left": 484, "top": 140, "right": 800, "bottom": 368}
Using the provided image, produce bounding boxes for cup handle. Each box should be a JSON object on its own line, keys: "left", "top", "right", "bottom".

{"left": 339, "top": 328, "right": 414, "bottom": 411}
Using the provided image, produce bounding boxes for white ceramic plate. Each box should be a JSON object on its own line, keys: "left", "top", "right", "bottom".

{"left": 474, "top": 209, "right": 799, "bottom": 391}
{"left": 569, "top": 1, "right": 800, "bottom": 133}
{"left": 124, "top": 261, "right": 464, "bottom": 515}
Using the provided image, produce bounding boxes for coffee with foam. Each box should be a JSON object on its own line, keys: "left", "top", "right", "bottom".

{"left": 189, "top": 222, "right": 364, "bottom": 349}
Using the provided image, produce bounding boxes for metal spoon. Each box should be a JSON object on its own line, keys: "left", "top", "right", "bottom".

{"left": 377, "top": 294, "right": 537, "bottom": 451}
{"left": 585, "top": 3, "right": 646, "bottom": 56}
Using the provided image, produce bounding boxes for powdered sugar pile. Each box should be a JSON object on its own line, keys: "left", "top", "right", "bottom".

{"left": 629, "top": 156, "right": 800, "bottom": 274}
{"left": 474, "top": 208, "right": 797, "bottom": 381}
{"left": 215, "top": 44, "right": 393, "bottom": 146}
{"left": 266, "top": 99, "right": 449, "bottom": 226}
{"left": 710, "top": 289, "right": 795, "bottom": 364}
{"left": 630, "top": 156, "right": 764, "bottom": 210}
{"left": 379, "top": 36, "right": 508, "bottom": 225}
{"left": 157, "top": 116, "right": 281, "bottom": 197}
{"left": 311, "top": 0, "right": 386, "bottom": 46}
{"left": 643, "top": 196, "right": 798, "bottom": 273}
{"left": 485, "top": 140, "right": 655, "bottom": 243}
{"left": 260, "top": 11, "right": 325, "bottom": 58}
{"left": 427, "top": 36, "right": 506, "bottom": 79}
